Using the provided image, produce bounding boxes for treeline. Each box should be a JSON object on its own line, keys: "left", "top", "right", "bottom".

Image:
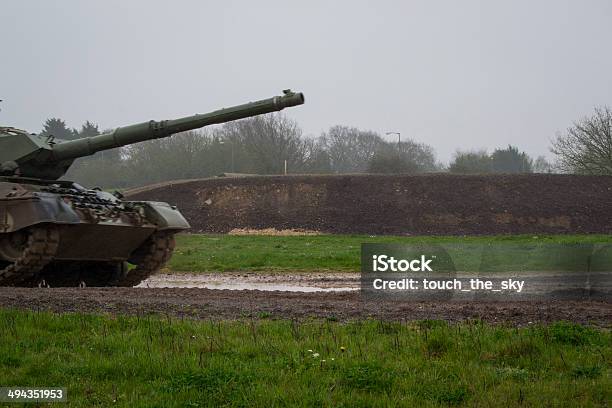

{"left": 39, "top": 105, "right": 611, "bottom": 188}
{"left": 44, "top": 115, "right": 444, "bottom": 188}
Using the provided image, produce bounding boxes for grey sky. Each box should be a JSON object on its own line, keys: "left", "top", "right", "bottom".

{"left": 2, "top": 0, "right": 611, "bottom": 163}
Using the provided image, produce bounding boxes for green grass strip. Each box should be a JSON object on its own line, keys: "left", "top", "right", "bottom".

{"left": 0, "top": 310, "right": 609, "bottom": 407}
{"left": 169, "top": 234, "right": 612, "bottom": 273}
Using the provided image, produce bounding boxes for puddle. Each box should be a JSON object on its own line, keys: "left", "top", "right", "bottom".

{"left": 137, "top": 272, "right": 359, "bottom": 292}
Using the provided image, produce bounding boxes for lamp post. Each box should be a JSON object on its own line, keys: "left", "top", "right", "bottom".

{"left": 385, "top": 132, "right": 401, "bottom": 152}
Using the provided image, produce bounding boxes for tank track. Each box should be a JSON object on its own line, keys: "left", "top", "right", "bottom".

{"left": 113, "top": 232, "right": 176, "bottom": 287}
{"left": 0, "top": 226, "right": 59, "bottom": 286}
{"left": 0, "top": 229, "right": 174, "bottom": 287}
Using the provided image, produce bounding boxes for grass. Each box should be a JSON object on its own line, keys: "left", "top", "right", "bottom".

{"left": 0, "top": 310, "right": 610, "bottom": 407}
{"left": 168, "top": 234, "right": 612, "bottom": 273}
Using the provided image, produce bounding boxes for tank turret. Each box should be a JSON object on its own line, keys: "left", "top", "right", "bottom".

{"left": 0, "top": 90, "right": 304, "bottom": 179}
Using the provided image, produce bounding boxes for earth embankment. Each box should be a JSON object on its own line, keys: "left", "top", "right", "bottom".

{"left": 125, "top": 174, "right": 612, "bottom": 235}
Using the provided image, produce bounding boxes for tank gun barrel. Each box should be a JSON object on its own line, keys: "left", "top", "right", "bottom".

{"left": 49, "top": 90, "right": 304, "bottom": 161}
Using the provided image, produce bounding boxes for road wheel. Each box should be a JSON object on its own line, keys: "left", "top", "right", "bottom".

{"left": 0, "top": 226, "right": 59, "bottom": 286}
{"left": 114, "top": 232, "right": 176, "bottom": 287}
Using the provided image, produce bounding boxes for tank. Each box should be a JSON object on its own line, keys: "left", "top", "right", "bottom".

{"left": 0, "top": 90, "right": 305, "bottom": 287}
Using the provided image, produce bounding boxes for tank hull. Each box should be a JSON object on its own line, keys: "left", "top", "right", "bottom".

{"left": 0, "top": 177, "right": 189, "bottom": 286}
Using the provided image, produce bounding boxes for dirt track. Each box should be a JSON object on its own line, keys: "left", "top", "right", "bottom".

{"left": 1, "top": 287, "right": 610, "bottom": 327}
{"left": 125, "top": 174, "right": 612, "bottom": 235}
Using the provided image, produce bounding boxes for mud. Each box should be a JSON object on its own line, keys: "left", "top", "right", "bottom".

{"left": 0, "top": 285, "right": 609, "bottom": 327}
{"left": 138, "top": 272, "right": 358, "bottom": 292}
{"left": 125, "top": 174, "right": 612, "bottom": 235}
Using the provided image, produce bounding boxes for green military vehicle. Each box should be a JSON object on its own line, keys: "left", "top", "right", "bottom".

{"left": 0, "top": 90, "right": 304, "bottom": 287}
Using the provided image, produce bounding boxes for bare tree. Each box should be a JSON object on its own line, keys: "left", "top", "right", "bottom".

{"left": 122, "top": 130, "right": 215, "bottom": 185}
{"left": 220, "top": 113, "right": 310, "bottom": 174}
{"left": 301, "top": 137, "right": 331, "bottom": 173}
{"left": 551, "top": 106, "right": 612, "bottom": 175}
{"left": 320, "top": 126, "right": 384, "bottom": 173}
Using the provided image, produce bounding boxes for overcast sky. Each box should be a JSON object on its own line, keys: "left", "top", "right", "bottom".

{"left": 2, "top": 0, "right": 611, "bottom": 162}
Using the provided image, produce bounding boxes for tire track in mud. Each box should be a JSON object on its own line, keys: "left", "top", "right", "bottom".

{"left": 0, "top": 287, "right": 609, "bottom": 327}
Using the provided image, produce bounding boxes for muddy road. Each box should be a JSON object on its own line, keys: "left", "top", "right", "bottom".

{"left": 0, "top": 286, "right": 609, "bottom": 327}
